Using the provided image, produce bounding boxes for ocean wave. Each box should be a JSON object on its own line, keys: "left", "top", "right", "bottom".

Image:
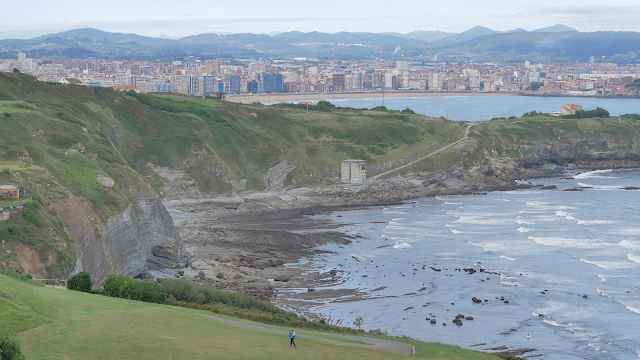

{"left": 619, "top": 240, "right": 640, "bottom": 249}
{"left": 525, "top": 202, "right": 577, "bottom": 210}
{"left": 517, "top": 227, "right": 531, "bottom": 233}
{"left": 628, "top": 253, "right": 640, "bottom": 264}
{"left": 598, "top": 274, "right": 606, "bottom": 282}
{"left": 450, "top": 229, "right": 462, "bottom": 234}
{"left": 574, "top": 169, "right": 614, "bottom": 180}
{"left": 516, "top": 219, "right": 535, "bottom": 225}
{"left": 530, "top": 236, "right": 611, "bottom": 249}
{"left": 393, "top": 242, "right": 412, "bottom": 249}
{"left": 455, "top": 216, "right": 508, "bottom": 225}
{"left": 443, "top": 202, "right": 462, "bottom": 205}
{"left": 580, "top": 259, "right": 631, "bottom": 270}
{"left": 500, "top": 255, "right": 517, "bottom": 261}
{"left": 577, "top": 182, "right": 623, "bottom": 191}
{"left": 519, "top": 210, "right": 544, "bottom": 214}
{"left": 577, "top": 220, "right": 615, "bottom": 225}
{"left": 617, "top": 228, "right": 640, "bottom": 236}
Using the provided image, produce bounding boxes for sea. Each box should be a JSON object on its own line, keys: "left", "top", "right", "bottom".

{"left": 278, "top": 95, "right": 640, "bottom": 121}
{"left": 292, "top": 168, "right": 640, "bottom": 359}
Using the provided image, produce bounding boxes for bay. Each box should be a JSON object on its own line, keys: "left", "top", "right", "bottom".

{"left": 293, "top": 169, "right": 640, "bottom": 359}
{"left": 282, "top": 95, "right": 640, "bottom": 121}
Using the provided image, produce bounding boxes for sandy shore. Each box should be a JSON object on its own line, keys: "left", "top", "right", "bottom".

{"left": 227, "top": 91, "right": 519, "bottom": 103}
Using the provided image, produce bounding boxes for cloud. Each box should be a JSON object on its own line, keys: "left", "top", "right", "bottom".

{"left": 490, "top": 4, "right": 640, "bottom": 31}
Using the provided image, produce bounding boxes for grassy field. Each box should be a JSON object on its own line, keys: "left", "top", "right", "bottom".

{"left": 1, "top": 275, "right": 500, "bottom": 360}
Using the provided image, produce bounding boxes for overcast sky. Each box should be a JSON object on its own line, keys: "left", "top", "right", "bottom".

{"left": 2, "top": 0, "right": 640, "bottom": 38}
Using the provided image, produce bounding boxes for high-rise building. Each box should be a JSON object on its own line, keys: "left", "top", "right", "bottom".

{"left": 203, "top": 76, "right": 215, "bottom": 94}
{"left": 262, "top": 73, "right": 284, "bottom": 92}
{"left": 188, "top": 76, "right": 199, "bottom": 95}
{"left": 333, "top": 73, "right": 345, "bottom": 92}
{"left": 225, "top": 74, "right": 240, "bottom": 93}
{"left": 248, "top": 80, "right": 259, "bottom": 93}
{"left": 396, "top": 60, "right": 408, "bottom": 70}
{"left": 18, "top": 52, "right": 26, "bottom": 62}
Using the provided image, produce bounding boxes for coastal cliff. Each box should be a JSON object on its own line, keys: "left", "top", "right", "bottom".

{"left": 0, "top": 72, "right": 188, "bottom": 282}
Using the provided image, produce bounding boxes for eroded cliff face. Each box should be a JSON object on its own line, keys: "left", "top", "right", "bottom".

{"left": 65, "top": 176, "right": 189, "bottom": 284}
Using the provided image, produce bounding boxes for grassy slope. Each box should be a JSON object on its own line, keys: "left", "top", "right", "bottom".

{"left": 398, "top": 116, "right": 640, "bottom": 175}
{"left": 0, "top": 72, "right": 466, "bottom": 277}
{"left": 0, "top": 275, "right": 498, "bottom": 360}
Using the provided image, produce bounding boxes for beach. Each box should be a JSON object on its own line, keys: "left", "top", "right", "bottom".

{"left": 227, "top": 91, "right": 519, "bottom": 103}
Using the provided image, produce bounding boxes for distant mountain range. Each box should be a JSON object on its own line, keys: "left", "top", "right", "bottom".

{"left": 1, "top": 24, "right": 639, "bottom": 63}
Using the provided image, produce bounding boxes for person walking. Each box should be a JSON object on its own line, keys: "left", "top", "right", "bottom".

{"left": 289, "top": 328, "right": 297, "bottom": 348}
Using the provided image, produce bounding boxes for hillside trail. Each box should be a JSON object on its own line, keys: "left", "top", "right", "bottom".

{"left": 193, "top": 312, "right": 415, "bottom": 355}
{"left": 371, "top": 123, "right": 475, "bottom": 180}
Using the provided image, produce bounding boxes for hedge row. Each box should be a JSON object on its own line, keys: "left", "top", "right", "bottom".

{"left": 103, "top": 274, "right": 167, "bottom": 304}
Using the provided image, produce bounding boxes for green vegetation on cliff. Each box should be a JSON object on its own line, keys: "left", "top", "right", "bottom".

{"left": 2, "top": 71, "right": 640, "bottom": 280}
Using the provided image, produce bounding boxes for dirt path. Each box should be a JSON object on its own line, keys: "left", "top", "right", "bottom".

{"left": 372, "top": 123, "right": 475, "bottom": 180}
{"left": 193, "top": 312, "right": 415, "bottom": 355}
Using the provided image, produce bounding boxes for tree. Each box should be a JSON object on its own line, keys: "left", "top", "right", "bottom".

{"left": 12, "top": 68, "right": 19, "bottom": 73}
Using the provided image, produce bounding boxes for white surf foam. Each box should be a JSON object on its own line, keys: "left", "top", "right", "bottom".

{"left": 617, "top": 228, "right": 640, "bottom": 236}
{"left": 619, "top": 240, "right": 640, "bottom": 250}
{"left": 500, "top": 255, "right": 517, "bottom": 261}
{"left": 516, "top": 219, "right": 535, "bottom": 225}
{"left": 577, "top": 220, "right": 615, "bottom": 225}
{"left": 517, "top": 227, "right": 531, "bottom": 233}
{"left": 530, "top": 236, "right": 611, "bottom": 249}
{"left": 443, "top": 202, "right": 462, "bottom": 205}
{"left": 580, "top": 259, "right": 631, "bottom": 270}
{"left": 393, "top": 242, "right": 412, "bottom": 249}
{"left": 574, "top": 169, "right": 614, "bottom": 179}
{"left": 450, "top": 229, "right": 462, "bottom": 234}
{"left": 598, "top": 274, "right": 607, "bottom": 282}
{"left": 577, "top": 182, "right": 623, "bottom": 190}
{"left": 627, "top": 253, "right": 640, "bottom": 264}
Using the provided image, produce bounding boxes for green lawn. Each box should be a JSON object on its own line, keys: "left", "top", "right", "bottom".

{"left": 1, "top": 275, "right": 500, "bottom": 360}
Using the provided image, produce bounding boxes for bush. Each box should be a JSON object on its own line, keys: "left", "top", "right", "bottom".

{"left": 0, "top": 335, "right": 26, "bottom": 360}
{"left": 67, "top": 271, "right": 92, "bottom": 293}
{"left": 22, "top": 208, "right": 41, "bottom": 227}
{"left": 89, "top": 285, "right": 104, "bottom": 295}
{"left": 3, "top": 112, "right": 9, "bottom": 118}
{"left": 104, "top": 274, "right": 167, "bottom": 304}
{"left": 401, "top": 107, "right": 416, "bottom": 114}
{"left": 160, "top": 279, "right": 286, "bottom": 314}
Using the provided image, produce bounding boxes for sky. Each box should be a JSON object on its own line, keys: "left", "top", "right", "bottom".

{"left": 2, "top": 0, "right": 640, "bottom": 38}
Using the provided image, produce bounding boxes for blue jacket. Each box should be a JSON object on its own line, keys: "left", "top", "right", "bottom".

{"left": 289, "top": 331, "right": 296, "bottom": 339}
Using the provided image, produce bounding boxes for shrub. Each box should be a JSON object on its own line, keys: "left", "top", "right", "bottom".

{"left": 22, "top": 208, "right": 41, "bottom": 227}
{"left": 3, "top": 112, "right": 9, "bottom": 118}
{"left": 0, "top": 335, "right": 26, "bottom": 360}
{"left": 89, "top": 285, "right": 104, "bottom": 295}
{"left": 160, "top": 279, "right": 286, "bottom": 314}
{"left": 104, "top": 274, "right": 167, "bottom": 304}
{"left": 67, "top": 271, "right": 92, "bottom": 293}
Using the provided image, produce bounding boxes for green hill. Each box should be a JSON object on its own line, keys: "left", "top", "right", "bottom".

{"left": 0, "top": 71, "right": 463, "bottom": 279}
{"left": 0, "top": 274, "right": 501, "bottom": 359}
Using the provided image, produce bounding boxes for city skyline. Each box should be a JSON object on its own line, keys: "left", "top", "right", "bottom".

{"left": 2, "top": 0, "right": 640, "bottom": 39}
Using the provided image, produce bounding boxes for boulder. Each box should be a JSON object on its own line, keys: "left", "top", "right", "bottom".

{"left": 582, "top": 295, "right": 588, "bottom": 299}
{"left": 234, "top": 274, "right": 242, "bottom": 279}
{"left": 504, "top": 300, "right": 510, "bottom": 304}
{"left": 96, "top": 175, "right": 115, "bottom": 188}
{"left": 430, "top": 319, "right": 436, "bottom": 324}
{"left": 177, "top": 270, "right": 184, "bottom": 276}
{"left": 198, "top": 271, "right": 206, "bottom": 280}
{"left": 273, "top": 275, "right": 289, "bottom": 282}
{"left": 465, "top": 317, "right": 474, "bottom": 320}
{"left": 216, "top": 272, "right": 224, "bottom": 279}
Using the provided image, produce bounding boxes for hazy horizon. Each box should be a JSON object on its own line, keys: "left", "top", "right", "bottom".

{"left": 2, "top": 0, "right": 640, "bottom": 39}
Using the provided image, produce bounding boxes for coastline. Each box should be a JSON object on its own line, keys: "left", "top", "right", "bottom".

{"left": 227, "top": 91, "right": 518, "bottom": 103}
{"left": 165, "top": 160, "right": 640, "bottom": 357}
{"left": 226, "top": 91, "right": 639, "bottom": 103}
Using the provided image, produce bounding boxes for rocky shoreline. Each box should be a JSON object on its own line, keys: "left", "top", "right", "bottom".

{"left": 164, "top": 159, "right": 640, "bottom": 297}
